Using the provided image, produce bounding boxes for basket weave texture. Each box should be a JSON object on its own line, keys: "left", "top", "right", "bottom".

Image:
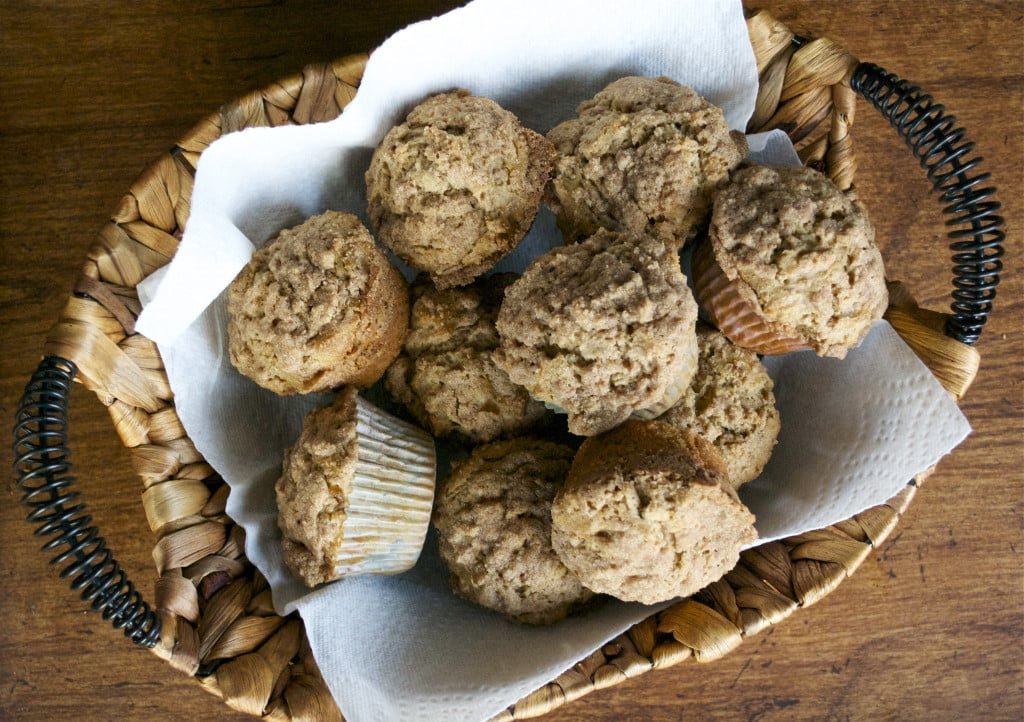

{"left": 42, "top": 10, "right": 980, "bottom": 721}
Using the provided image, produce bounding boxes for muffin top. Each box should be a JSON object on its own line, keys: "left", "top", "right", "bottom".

{"left": 433, "top": 437, "right": 592, "bottom": 625}
{"left": 709, "top": 164, "right": 887, "bottom": 358}
{"left": 275, "top": 387, "right": 360, "bottom": 588}
{"left": 401, "top": 273, "right": 507, "bottom": 354}
{"left": 550, "top": 419, "right": 757, "bottom": 604}
{"left": 495, "top": 229, "right": 699, "bottom": 436}
{"left": 385, "top": 275, "right": 551, "bottom": 442}
{"left": 657, "top": 325, "right": 780, "bottom": 488}
{"left": 546, "top": 76, "right": 746, "bottom": 247}
{"left": 365, "top": 90, "right": 555, "bottom": 289}
{"left": 227, "top": 211, "right": 408, "bottom": 394}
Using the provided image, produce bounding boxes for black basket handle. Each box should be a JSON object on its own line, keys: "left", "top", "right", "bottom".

{"left": 850, "top": 62, "right": 1005, "bottom": 344}
{"left": 12, "top": 357, "right": 161, "bottom": 647}
{"left": 11, "top": 65, "right": 1005, "bottom": 649}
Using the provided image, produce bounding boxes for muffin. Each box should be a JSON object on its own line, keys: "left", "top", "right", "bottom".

{"left": 227, "top": 211, "right": 409, "bottom": 395}
{"left": 692, "top": 164, "right": 888, "bottom": 358}
{"left": 385, "top": 274, "right": 552, "bottom": 442}
{"left": 550, "top": 419, "right": 757, "bottom": 605}
{"left": 365, "top": 90, "right": 555, "bottom": 289}
{"left": 546, "top": 76, "right": 747, "bottom": 248}
{"left": 657, "top": 324, "right": 780, "bottom": 489}
{"left": 433, "top": 437, "right": 592, "bottom": 624}
{"left": 494, "top": 228, "right": 699, "bottom": 436}
{"left": 275, "top": 387, "right": 436, "bottom": 587}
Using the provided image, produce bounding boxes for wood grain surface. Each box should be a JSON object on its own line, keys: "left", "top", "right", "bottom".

{"left": 1, "top": 2, "right": 1021, "bottom": 720}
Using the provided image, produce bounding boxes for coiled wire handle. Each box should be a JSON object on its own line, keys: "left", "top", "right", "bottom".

{"left": 850, "top": 62, "right": 1005, "bottom": 345}
{"left": 13, "top": 356, "right": 161, "bottom": 648}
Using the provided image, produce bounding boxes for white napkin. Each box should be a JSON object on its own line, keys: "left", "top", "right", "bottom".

{"left": 133, "top": 1, "right": 972, "bottom": 721}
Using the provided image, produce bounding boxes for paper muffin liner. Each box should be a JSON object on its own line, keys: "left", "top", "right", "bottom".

{"left": 542, "top": 400, "right": 568, "bottom": 415}
{"left": 691, "top": 239, "right": 813, "bottom": 356}
{"left": 331, "top": 396, "right": 437, "bottom": 576}
{"left": 631, "top": 331, "right": 700, "bottom": 420}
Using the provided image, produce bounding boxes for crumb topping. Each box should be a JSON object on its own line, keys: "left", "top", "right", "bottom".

{"left": 434, "top": 438, "right": 591, "bottom": 624}
{"left": 495, "top": 229, "right": 698, "bottom": 435}
{"left": 366, "top": 90, "right": 555, "bottom": 288}
{"left": 710, "top": 165, "right": 887, "bottom": 357}
{"left": 546, "top": 76, "right": 746, "bottom": 247}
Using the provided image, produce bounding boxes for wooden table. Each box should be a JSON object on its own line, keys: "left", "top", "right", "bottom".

{"left": 2, "top": 2, "right": 1021, "bottom": 720}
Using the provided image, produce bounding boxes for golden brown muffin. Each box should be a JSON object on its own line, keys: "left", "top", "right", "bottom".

{"left": 384, "top": 274, "right": 552, "bottom": 442}
{"left": 366, "top": 90, "right": 555, "bottom": 289}
{"left": 550, "top": 419, "right": 756, "bottom": 605}
{"left": 546, "top": 76, "right": 747, "bottom": 248}
{"left": 276, "top": 387, "right": 436, "bottom": 588}
{"left": 693, "top": 164, "right": 887, "bottom": 358}
{"left": 494, "top": 229, "right": 699, "bottom": 436}
{"left": 227, "top": 211, "right": 408, "bottom": 395}
{"left": 433, "top": 438, "right": 592, "bottom": 625}
{"left": 657, "top": 325, "right": 780, "bottom": 489}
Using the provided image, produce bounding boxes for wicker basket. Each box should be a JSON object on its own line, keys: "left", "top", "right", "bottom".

{"left": 12, "top": 8, "right": 1003, "bottom": 721}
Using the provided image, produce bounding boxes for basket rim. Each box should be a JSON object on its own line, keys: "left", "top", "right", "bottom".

{"left": 39, "top": 9, "right": 982, "bottom": 721}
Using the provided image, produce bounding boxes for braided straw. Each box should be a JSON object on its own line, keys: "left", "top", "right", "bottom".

{"left": 41, "top": 11, "right": 979, "bottom": 720}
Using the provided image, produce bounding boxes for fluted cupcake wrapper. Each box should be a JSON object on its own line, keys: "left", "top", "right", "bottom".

{"left": 330, "top": 396, "right": 437, "bottom": 577}
{"left": 691, "top": 239, "right": 813, "bottom": 356}
{"left": 542, "top": 400, "right": 568, "bottom": 415}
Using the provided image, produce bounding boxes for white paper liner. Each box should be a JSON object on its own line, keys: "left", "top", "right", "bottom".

{"left": 331, "top": 397, "right": 436, "bottom": 576}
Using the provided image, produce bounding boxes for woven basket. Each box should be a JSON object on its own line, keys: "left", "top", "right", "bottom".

{"left": 13, "top": 8, "right": 1004, "bottom": 721}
